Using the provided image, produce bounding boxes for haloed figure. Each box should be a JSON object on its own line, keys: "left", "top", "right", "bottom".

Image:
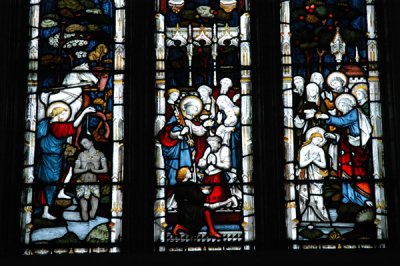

{"left": 352, "top": 83, "right": 369, "bottom": 116}
{"left": 165, "top": 88, "right": 181, "bottom": 120}
{"left": 34, "top": 102, "right": 95, "bottom": 220}
{"left": 316, "top": 94, "right": 373, "bottom": 207}
{"left": 297, "top": 128, "right": 330, "bottom": 222}
{"left": 74, "top": 137, "right": 108, "bottom": 221}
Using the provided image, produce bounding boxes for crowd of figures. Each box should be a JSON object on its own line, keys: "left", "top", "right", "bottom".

{"left": 157, "top": 77, "right": 242, "bottom": 238}
{"left": 291, "top": 69, "right": 375, "bottom": 237}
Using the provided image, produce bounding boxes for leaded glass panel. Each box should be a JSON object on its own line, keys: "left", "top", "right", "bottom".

{"left": 154, "top": 0, "right": 255, "bottom": 252}
{"left": 20, "top": 0, "right": 125, "bottom": 255}
{"left": 281, "top": 0, "right": 388, "bottom": 249}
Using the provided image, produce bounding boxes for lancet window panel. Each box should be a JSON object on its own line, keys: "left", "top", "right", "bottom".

{"left": 154, "top": 0, "right": 255, "bottom": 252}
{"left": 281, "top": 0, "right": 388, "bottom": 249}
{"left": 20, "top": 0, "right": 126, "bottom": 255}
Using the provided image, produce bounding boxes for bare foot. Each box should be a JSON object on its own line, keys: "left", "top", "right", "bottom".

{"left": 89, "top": 209, "right": 97, "bottom": 219}
{"left": 365, "top": 200, "right": 374, "bottom": 207}
{"left": 81, "top": 211, "right": 89, "bottom": 222}
{"left": 57, "top": 189, "right": 72, "bottom": 199}
{"left": 42, "top": 212, "right": 56, "bottom": 220}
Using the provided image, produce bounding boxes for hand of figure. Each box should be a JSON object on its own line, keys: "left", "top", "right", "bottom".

{"left": 321, "top": 91, "right": 333, "bottom": 101}
{"left": 232, "top": 93, "right": 240, "bottom": 103}
{"left": 225, "top": 126, "right": 235, "bottom": 132}
{"left": 326, "top": 91, "right": 333, "bottom": 101}
{"left": 203, "top": 119, "right": 214, "bottom": 128}
{"left": 294, "top": 116, "right": 305, "bottom": 128}
{"left": 200, "top": 114, "right": 210, "bottom": 121}
{"left": 316, "top": 113, "right": 329, "bottom": 119}
{"left": 305, "top": 112, "right": 316, "bottom": 119}
{"left": 180, "top": 126, "right": 189, "bottom": 135}
{"left": 84, "top": 106, "right": 96, "bottom": 114}
{"left": 313, "top": 153, "right": 320, "bottom": 160}
{"left": 304, "top": 109, "right": 316, "bottom": 119}
{"left": 40, "top": 92, "right": 50, "bottom": 104}
{"left": 187, "top": 139, "right": 194, "bottom": 146}
{"left": 86, "top": 162, "right": 94, "bottom": 172}
{"left": 84, "top": 164, "right": 92, "bottom": 172}
{"left": 217, "top": 112, "right": 223, "bottom": 124}
{"left": 324, "top": 132, "right": 336, "bottom": 140}
{"left": 207, "top": 154, "right": 217, "bottom": 165}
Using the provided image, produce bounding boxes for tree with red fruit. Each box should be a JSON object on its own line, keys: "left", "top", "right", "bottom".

{"left": 290, "top": 0, "right": 365, "bottom": 77}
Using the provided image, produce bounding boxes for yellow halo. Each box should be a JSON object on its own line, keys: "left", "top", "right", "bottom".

{"left": 46, "top": 101, "right": 71, "bottom": 122}
{"left": 180, "top": 95, "right": 203, "bottom": 119}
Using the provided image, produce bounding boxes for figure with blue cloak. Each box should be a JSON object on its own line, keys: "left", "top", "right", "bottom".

{"left": 158, "top": 95, "right": 214, "bottom": 186}
{"left": 34, "top": 102, "right": 96, "bottom": 220}
{"left": 316, "top": 93, "right": 373, "bottom": 208}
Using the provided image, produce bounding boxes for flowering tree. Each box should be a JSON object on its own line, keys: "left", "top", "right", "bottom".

{"left": 40, "top": 0, "right": 113, "bottom": 84}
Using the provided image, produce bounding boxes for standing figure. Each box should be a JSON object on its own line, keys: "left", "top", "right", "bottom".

{"left": 293, "top": 75, "right": 306, "bottom": 111}
{"left": 292, "top": 75, "right": 306, "bottom": 145}
{"left": 34, "top": 102, "right": 96, "bottom": 220}
{"left": 192, "top": 40, "right": 213, "bottom": 86}
{"left": 74, "top": 137, "right": 108, "bottom": 221}
{"left": 352, "top": 83, "right": 369, "bottom": 116}
{"left": 323, "top": 71, "right": 348, "bottom": 115}
{"left": 197, "top": 85, "right": 217, "bottom": 121}
{"left": 213, "top": 77, "right": 240, "bottom": 105}
{"left": 158, "top": 95, "right": 213, "bottom": 185}
{"left": 297, "top": 127, "right": 330, "bottom": 222}
{"left": 310, "top": 71, "right": 325, "bottom": 91}
{"left": 293, "top": 75, "right": 305, "bottom": 96}
{"left": 215, "top": 95, "right": 240, "bottom": 144}
{"left": 294, "top": 82, "right": 321, "bottom": 137}
{"left": 322, "top": 71, "right": 348, "bottom": 176}
{"left": 316, "top": 94, "right": 373, "bottom": 207}
{"left": 165, "top": 88, "right": 181, "bottom": 120}
{"left": 215, "top": 95, "right": 241, "bottom": 174}
{"left": 39, "top": 62, "right": 99, "bottom": 199}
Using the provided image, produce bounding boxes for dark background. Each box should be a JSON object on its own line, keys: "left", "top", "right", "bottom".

{"left": 1, "top": 0, "right": 400, "bottom": 265}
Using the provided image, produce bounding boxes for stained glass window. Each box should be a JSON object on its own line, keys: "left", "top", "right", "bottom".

{"left": 20, "top": 0, "right": 125, "bottom": 254}
{"left": 153, "top": 0, "right": 255, "bottom": 252}
{"left": 281, "top": 0, "right": 388, "bottom": 249}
